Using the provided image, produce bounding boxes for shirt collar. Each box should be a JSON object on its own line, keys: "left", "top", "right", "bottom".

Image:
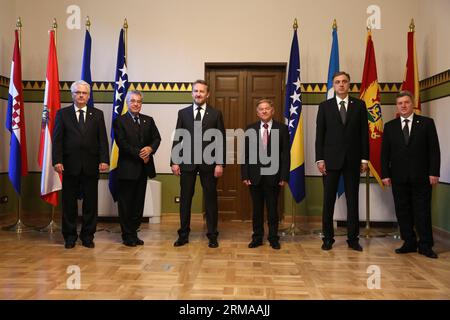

{"left": 336, "top": 95, "right": 349, "bottom": 106}
{"left": 74, "top": 105, "right": 87, "bottom": 113}
{"left": 128, "top": 111, "right": 139, "bottom": 119}
{"left": 401, "top": 113, "right": 414, "bottom": 123}
{"left": 193, "top": 103, "right": 206, "bottom": 111}
{"left": 260, "top": 119, "right": 273, "bottom": 129}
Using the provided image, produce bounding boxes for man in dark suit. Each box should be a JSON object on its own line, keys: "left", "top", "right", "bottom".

{"left": 53, "top": 80, "right": 109, "bottom": 249}
{"left": 113, "top": 90, "right": 161, "bottom": 247}
{"left": 315, "top": 71, "right": 369, "bottom": 251}
{"left": 171, "top": 79, "right": 225, "bottom": 248}
{"left": 381, "top": 91, "right": 440, "bottom": 259}
{"left": 241, "top": 99, "right": 290, "bottom": 250}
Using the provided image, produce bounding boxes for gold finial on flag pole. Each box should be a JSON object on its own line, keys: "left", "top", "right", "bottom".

{"left": 293, "top": 18, "right": 298, "bottom": 30}
{"left": 86, "top": 16, "right": 91, "bottom": 31}
{"left": 409, "top": 18, "right": 415, "bottom": 32}
{"left": 52, "top": 18, "right": 58, "bottom": 47}
{"left": 332, "top": 19, "right": 337, "bottom": 30}
{"left": 16, "top": 17, "right": 22, "bottom": 49}
{"left": 123, "top": 18, "right": 128, "bottom": 61}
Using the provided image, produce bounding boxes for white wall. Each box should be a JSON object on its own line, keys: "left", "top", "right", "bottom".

{"left": 417, "top": 0, "right": 450, "bottom": 79}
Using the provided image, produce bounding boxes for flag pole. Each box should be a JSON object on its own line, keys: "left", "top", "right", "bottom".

{"left": 106, "top": 19, "right": 129, "bottom": 234}
{"left": 38, "top": 18, "right": 60, "bottom": 233}
{"left": 360, "top": 27, "right": 384, "bottom": 239}
{"left": 86, "top": 16, "right": 91, "bottom": 32}
{"left": 3, "top": 17, "right": 33, "bottom": 233}
{"left": 280, "top": 18, "right": 308, "bottom": 237}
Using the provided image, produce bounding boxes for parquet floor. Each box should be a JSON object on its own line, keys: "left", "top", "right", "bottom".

{"left": 0, "top": 214, "right": 449, "bottom": 300}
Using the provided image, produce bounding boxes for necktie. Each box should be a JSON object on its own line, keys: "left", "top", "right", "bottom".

{"left": 133, "top": 116, "right": 140, "bottom": 127}
{"left": 78, "top": 109, "right": 85, "bottom": 131}
{"left": 403, "top": 119, "right": 410, "bottom": 145}
{"left": 262, "top": 123, "right": 269, "bottom": 148}
{"left": 133, "top": 115, "right": 143, "bottom": 143}
{"left": 195, "top": 106, "right": 202, "bottom": 121}
{"left": 339, "top": 100, "right": 347, "bottom": 124}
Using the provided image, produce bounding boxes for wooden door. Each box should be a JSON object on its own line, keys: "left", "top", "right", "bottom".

{"left": 206, "top": 64, "right": 286, "bottom": 221}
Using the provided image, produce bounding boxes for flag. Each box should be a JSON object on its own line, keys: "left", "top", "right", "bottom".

{"left": 81, "top": 29, "right": 94, "bottom": 107}
{"left": 326, "top": 25, "right": 340, "bottom": 99}
{"left": 109, "top": 29, "right": 129, "bottom": 201}
{"left": 6, "top": 30, "right": 28, "bottom": 194}
{"left": 38, "top": 30, "right": 62, "bottom": 206}
{"left": 400, "top": 24, "right": 420, "bottom": 114}
{"left": 326, "top": 23, "right": 345, "bottom": 197}
{"left": 284, "top": 28, "right": 305, "bottom": 203}
{"left": 360, "top": 30, "right": 383, "bottom": 187}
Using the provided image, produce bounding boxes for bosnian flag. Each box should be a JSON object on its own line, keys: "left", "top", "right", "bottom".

{"left": 6, "top": 30, "right": 28, "bottom": 194}
{"left": 38, "top": 30, "right": 62, "bottom": 206}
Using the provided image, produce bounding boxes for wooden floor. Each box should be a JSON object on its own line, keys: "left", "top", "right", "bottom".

{"left": 0, "top": 214, "right": 449, "bottom": 300}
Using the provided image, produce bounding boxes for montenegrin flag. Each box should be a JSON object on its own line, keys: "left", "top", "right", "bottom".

{"left": 360, "top": 30, "right": 383, "bottom": 187}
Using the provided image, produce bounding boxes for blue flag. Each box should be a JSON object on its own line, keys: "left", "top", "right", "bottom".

{"left": 284, "top": 29, "right": 305, "bottom": 203}
{"left": 326, "top": 25, "right": 345, "bottom": 197}
{"left": 81, "top": 29, "right": 94, "bottom": 107}
{"left": 109, "top": 29, "right": 129, "bottom": 201}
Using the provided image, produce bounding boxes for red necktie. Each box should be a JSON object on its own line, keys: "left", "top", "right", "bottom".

{"left": 263, "top": 123, "right": 269, "bottom": 147}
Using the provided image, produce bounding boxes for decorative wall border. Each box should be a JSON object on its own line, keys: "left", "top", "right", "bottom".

{"left": 1, "top": 69, "right": 449, "bottom": 104}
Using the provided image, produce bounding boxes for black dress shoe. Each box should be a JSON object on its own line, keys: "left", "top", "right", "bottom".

{"left": 208, "top": 239, "right": 219, "bottom": 248}
{"left": 81, "top": 241, "right": 95, "bottom": 248}
{"left": 418, "top": 248, "right": 438, "bottom": 259}
{"left": 270, "top": 241, "right": 281, "bottom": 250}
{"left": 395, "top": 243, "right": 417, "bottom": 254}
{"left": 347, "top": 241, "right": 363, "bottom": 252}
{"left": 173, "top": 238, "right": 188, "bottom": 247}
{"left": 135, "top": 238, "right": 144, "bottom": 245}
{"left": 248, "top": 240, "right": 263, "bottom": 248}
{"left": 123, "top": 240, "right": 137, "bottom": 247}
{"left": 321, "top": 239, "right": 335, "bottom": 251}
{"left": 64, "top": 242, "right": 76, "bottom": 249}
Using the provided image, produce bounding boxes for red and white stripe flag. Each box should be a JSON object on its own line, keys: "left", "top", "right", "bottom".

{"left": 38, "top": 30, "right": 62, "bottom": 206}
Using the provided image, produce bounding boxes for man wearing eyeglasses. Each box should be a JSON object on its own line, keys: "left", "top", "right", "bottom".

{"left": 113, "top": 90, "right": 161, "bottom": 246}
{"left": 53, "top": 80, "right": 109, "bottom": 249}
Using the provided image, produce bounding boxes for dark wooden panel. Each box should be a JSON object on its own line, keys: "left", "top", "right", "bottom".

{"left": 206, "top": 65, "right": 286, "bottom": 222}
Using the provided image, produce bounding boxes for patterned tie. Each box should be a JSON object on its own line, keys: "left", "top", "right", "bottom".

{"left": 195, "top": 106, "right": 202, "bottom": 121}
{"left": 339, "top": 100, "right": 347, "bottom": 124}
{"left": 78, "top": 109, "right": 85, "bottom": 131}
{"left": 262, "top": 123, "right": 269, "bottom": 148}
{"left": 403, "top": 119, "right": 410, "bottom": 145}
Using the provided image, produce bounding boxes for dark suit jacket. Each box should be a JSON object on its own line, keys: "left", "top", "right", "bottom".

{"left": 315, "top": 97, "right": 369, "bottom": 170}
{"left": 171, "top": 104, "right": 225, "bottom": 172}
{"left": 381, "top": 114, "right": 440, "bottom": 184}
{"left": 241, "top": 120, "right": 290, "bottom": 186}
{"left": 52, "top": 105, "right": 109, "bottom": 176}
{"left": 113, "top": 112, "right": 161, "bottom": 180}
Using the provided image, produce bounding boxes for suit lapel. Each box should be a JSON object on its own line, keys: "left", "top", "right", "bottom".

{"left": 393, "top": 118, "right": 405, "bottom": 145}
{"left": 69, "top": 106, "right": 82, "bottom": 134}
{"left": 84, "top": 108, "right": 94, "bottom": 133}
{"left": 331, "top": 99, "right": 344, "bottom": 125}
{"left": 346, "top": 98, "right": 356, "bottom": 126}
{"left": 202, "top": 105, "right": 210, "bottom": 129}
{"left": 409, "top": 114, "right": 421, "bottom": 144}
